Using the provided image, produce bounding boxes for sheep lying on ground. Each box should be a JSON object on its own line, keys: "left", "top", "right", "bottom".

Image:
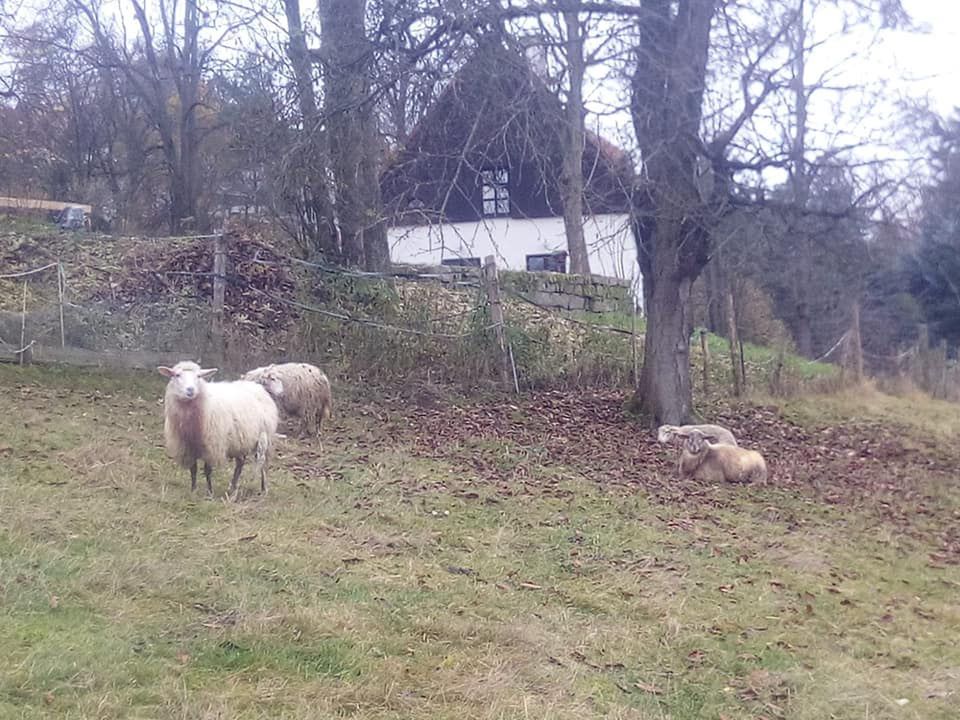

{"left": 242, "top": 362, "right": 332, "bottom": 444}
{"left": 676, "top": 428, "right": 768, "bottom": 485}
{"left": 657, "top": 423, "right": 738, "bottom": 447}
{"left": 158, "top": 361, "right": 281, "bottom": 499}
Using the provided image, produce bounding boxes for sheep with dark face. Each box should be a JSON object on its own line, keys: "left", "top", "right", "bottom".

{"left": 158, "top": 361, "right": 281, "bottom": 499}
{"left": 242, "top": 362, "right": 332, "bottom": 445}
{"left": 676, "top": 428, "right": 768, "bottom": 485}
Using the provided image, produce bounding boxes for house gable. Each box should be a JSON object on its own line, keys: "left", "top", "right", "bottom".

{"left": 380, "top": 40, "right": 634, "bottom": 227}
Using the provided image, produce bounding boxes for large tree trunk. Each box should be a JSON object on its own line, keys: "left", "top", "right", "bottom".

{"left": 178, "top": 0, "right": 201, "bottom": 231}
{"left": 560, "top": 8, "right": 590, "bottom": 276}
{"left": 630, "top": 0, "right": 717, "bottom": 424}
{"left": 637, "top": 243, "right": 696, "bottom": 424}
{"left": 789, "top": 0, "right": 814, "bottom": 357}
{"left": 320, "top": 0, "right": 390, "bottom": 271}
{"left": 283, "top": 0, "right": 339, "bottom": 260}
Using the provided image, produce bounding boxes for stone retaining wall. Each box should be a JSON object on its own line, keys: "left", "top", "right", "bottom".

{"left": 500, "top": 271, "right": 633, "bottom": 313}
{"left": 390, "top": 263, "right": 635, "bottom": 314}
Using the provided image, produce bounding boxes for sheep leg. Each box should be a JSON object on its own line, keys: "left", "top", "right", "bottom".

{"left": 255, "top": 433, "right": 269, "bottom": 495}
{"left": 227, "top": 457, "right": 245, "bottom": 501}
{"left": 189, "top": 461, "right": 198, "bottom": 491}
{"left": 204, "top": 462, "right": 213, "bottom": 496}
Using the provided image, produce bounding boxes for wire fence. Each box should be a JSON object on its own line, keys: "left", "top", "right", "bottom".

{"left": 0, "top": 230, "right": 645, "bottom": 389}
{"left": 4, "top": 229, "right": 950, "bottom": 399}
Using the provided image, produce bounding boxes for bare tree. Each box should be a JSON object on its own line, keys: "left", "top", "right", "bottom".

{"left": 558, "top": 4, "right": 589, "bottom": 275}
{"left": 67, "top": 0, "right": 260, "bottom": 233}
{"left": 318, "top": 0, "right": 390, "bottom": 270}
{"left": 282, "top": 0, "right": 339, "bottom": 259}
{"left": 629, "top": 0, "right": 719, "bottom": 424}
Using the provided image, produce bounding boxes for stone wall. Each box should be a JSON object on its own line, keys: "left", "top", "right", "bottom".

{"left": 500, "top": 270, "right": 634, "bottom": 313}
{"left": 389, "top": 263, "right": 635, "bottom": 314}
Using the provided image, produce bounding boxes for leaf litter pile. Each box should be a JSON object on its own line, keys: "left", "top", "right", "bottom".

{"left": 386, "top": 388, "right": 960, "bottom": 562}
{"left": 94, "top": 230, "right": 299, "bottom": 333}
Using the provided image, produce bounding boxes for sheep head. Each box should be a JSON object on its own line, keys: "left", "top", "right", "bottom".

{"left": 158, "top": 361, "right": 217, "bottom": 401}
{"left": 678, "top": 429, "right": 719, "bottom": 455}
{"left": 259, "top": 369, "right": 284, "bottom": 399}
{"left": 656, "top": 425, "right": 678, "bottom": 443}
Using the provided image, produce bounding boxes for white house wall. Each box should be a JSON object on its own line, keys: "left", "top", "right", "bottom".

{"left": 387, "top": 214, "right": 643, "bottom": 309}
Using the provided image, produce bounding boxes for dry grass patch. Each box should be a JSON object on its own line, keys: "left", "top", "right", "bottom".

{"left": 762, "top": 381, "right": 960, "bottom": 447}
{"left": 2, "top": 364, "right": 960, "bottom": 719}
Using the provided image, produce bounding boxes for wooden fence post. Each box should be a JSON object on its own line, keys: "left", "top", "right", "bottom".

{"left": 739, "top": 339, "right": 747, "bottom": 392}
{"left": 19, "top": 280, "right": 27, "bottom": 366}
{"left": 482, "top": 255, "right": 511, "bottom": 388}
{"left": 57, "top": 260, "right": 66, "bottom": 348}
{"left": 771, "top": 346, "right": 785, "bottom": 396}
{"left": 725, "top": 288, "right": 742, "bottom": 396}
{"left": 699, "top": 329, "right": 709, "bottom": 393}
{"left": 849, "top": 299, "right": 863, "bottom": 383}
{"left": 938, "top": 339, "right": 948, "bottom": 399}
{"left": 211, "top": 233, "right": 227, "bottom": 363}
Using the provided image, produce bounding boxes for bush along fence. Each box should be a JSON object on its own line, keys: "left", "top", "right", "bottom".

{"left": 0, "top": 229, "right": 647, "bottom": 389}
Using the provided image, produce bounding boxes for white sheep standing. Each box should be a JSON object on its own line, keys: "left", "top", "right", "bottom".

{"left": 242, "top": 362, "right": 332, "bottom": 444}
{"left": 158, "top": 361, "right": 282, "bottom": 499}
{"left": 676, "top": 428, "right": 768, "bottom": 486}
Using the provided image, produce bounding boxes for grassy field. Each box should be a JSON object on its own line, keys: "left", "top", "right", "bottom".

{"left": 1, "top": 363, "right": 958, "bottom": 719}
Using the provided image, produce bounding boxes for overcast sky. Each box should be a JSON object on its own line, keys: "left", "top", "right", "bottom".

{"left": 885, "top": 0, "right": 960, "bottom": 116}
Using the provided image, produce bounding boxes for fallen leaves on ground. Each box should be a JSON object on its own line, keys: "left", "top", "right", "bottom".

{"left": 372, "top": 387, "right": 960, "bottom": 562}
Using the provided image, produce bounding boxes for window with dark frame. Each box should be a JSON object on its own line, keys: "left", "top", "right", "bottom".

{"left": 480, "top": 168, "right": 510, "bottom": 217}
{"left": 526, "top": 252, "right": 568, "bottom": 273}
{"left": 441, "top": 257, "right": 482, "bottom": 268}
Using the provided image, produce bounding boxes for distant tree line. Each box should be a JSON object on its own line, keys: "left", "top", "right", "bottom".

{"left": 2, "top": 0, "right": 956, "bottom": 421}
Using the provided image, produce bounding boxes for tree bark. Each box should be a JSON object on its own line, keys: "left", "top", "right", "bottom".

{"left": 789, "top": 0, "right": 814, "bottom": 357}
{"left": 849, "top": 298, "right": 863, "bottom": 382}
{"left": 637, "top": 241, "right": 697, "bottom": 424}
{"left": 704, "top": 254, "right": 725, "bottom": 333}
{"left": 179, "top": 0, "right": 201, "bottom": 230}
{"left": 319, "top": 0, "right": 390, "bottom": 271}
{"left": 630, "top": 0, "right": 718, "bottom": 424}
{"left": 560, "top": 8, "right": 590, "bottom": 276}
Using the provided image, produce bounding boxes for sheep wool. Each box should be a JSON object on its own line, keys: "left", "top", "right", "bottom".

{"left": 159, "top": 361, "right": 280, "bottom": 498}
{"left": 678, "top": 429, "right": 767, "bottom": 485}
{"left": 657, "top": 423, "right": 738, "bottom": 447}
{"left": 243, "top": 362, "right": 332, "bottom": 441}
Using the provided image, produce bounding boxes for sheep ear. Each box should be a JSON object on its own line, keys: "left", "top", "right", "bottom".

{"left": 198, "top": 367, "right": 218, "bottom": 378}
{"left": 704, "top": 434, "right": 719, "bottom": 443}
{"left": 157, "top": 366, "right": 174, "bottom": 378}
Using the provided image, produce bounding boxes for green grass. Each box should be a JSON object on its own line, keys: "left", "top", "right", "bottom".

{"left": 0, "top": 213, "right": 57, "bottom": 237}
{"left": 764, "top": 381, "right": 960, "bottom": 444}
{"left": 1, "top": 363, "right": 958, "bottom": 718}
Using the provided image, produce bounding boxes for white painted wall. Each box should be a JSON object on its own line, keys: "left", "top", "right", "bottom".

{"left": 388, "top": 213, "right": 642, "bottom": 308}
